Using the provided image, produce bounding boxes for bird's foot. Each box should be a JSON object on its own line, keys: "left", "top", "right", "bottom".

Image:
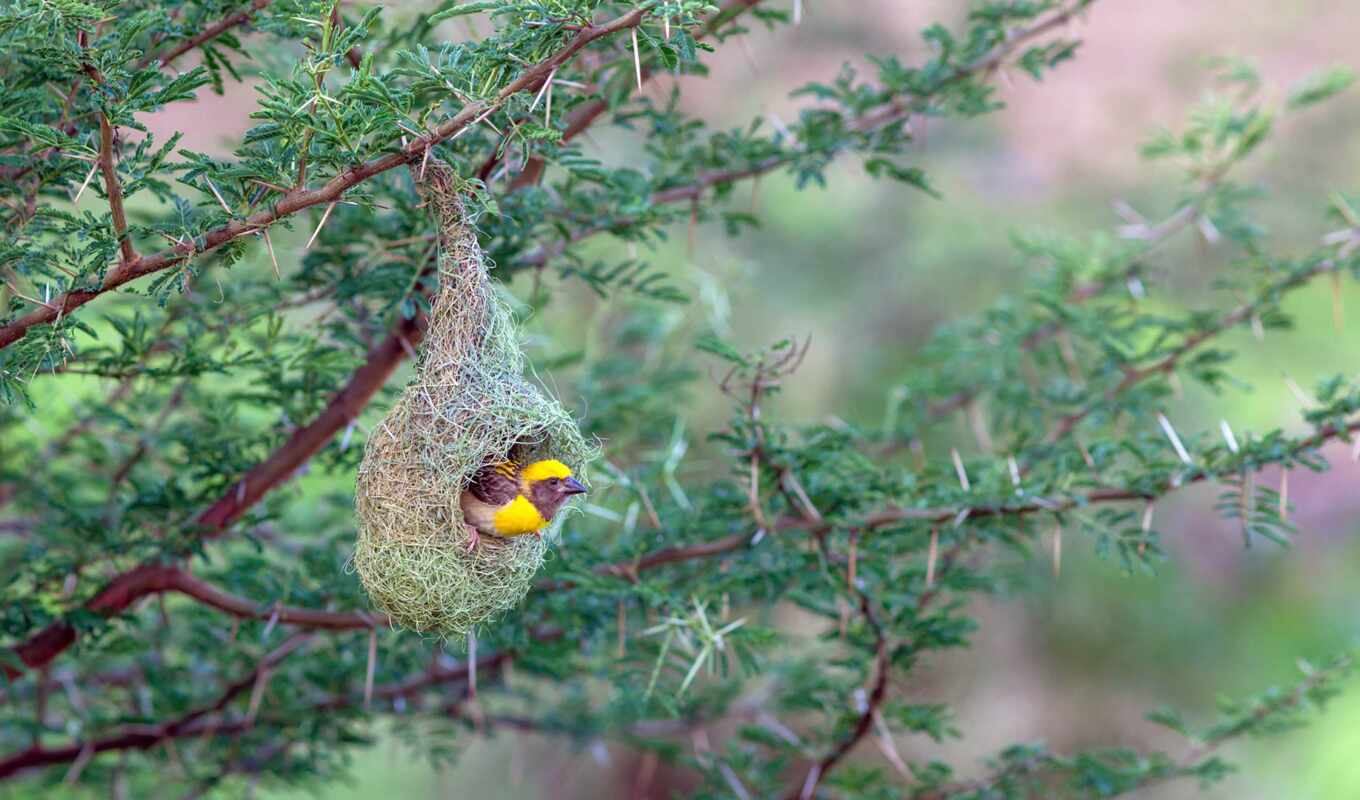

{"left": 465, "top": 528, "right": 480, "bottom": 553}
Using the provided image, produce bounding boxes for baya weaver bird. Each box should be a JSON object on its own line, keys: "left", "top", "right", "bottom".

{"left": 459, "top": 458, "right": 587, "bottom": 551}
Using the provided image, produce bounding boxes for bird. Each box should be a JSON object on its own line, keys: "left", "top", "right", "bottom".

{"left": 459, "top": 458, "right": 587, "bottom": 551}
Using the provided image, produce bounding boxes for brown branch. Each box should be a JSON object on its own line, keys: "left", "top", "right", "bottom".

{"left": 923, "top": 200, "right": 1201, "bottom": 420}
{"left": 0, "top": 9, "right": 648, "bottom": 351}
{"left": 80, "top": 37, "right": 137, "bottom": 270}
{"left": 2, "top": 1, "right": 304, "bottom": 217}
{"left": 772, "top": 399, "right": 964, "bottom": 799}
{"left": 0, "top": 631, "right": 310, "bottom": 779}
{"left": 3, "top": 620, "right": 554, "bottom": 785}
{"left": 664, "top": 2, "right": 1084, "bottom": 204}
{"left": 516, "top": 2, "right": 1085, "bottom": 271}
{"left": 93, "top": 113, "right": 136, "bottom": 269}
{"left": 0, "top": 627, "right": 558, "bottom": 781}
{"left": 7, "top": 310, "right": 421, "bottom": 677}
{"left": 1044, "top": 258, "right": 1338, "bottom": 443}
{"left": 570, "top": 404, "right": 1360, "bottom": 592}
{"left": 140, "top": 0, "right": 274, "bottom": 70}
{"left": 315, "top": 638, "right": 532, "bottom": 712}
{"left": 1, "top": 634, "right": 311, "bottom": 780}
{"left": 197, "top": 316, "right": 423, "bottom": 531}
{"left": 788, "top": 590, "right": 889, "bottom": 800}
{"left": 142, "top": 566, "right": 382, "bottom": 630}
{"left": 327, "top": 3, "right": 365, "bottom": 71}
{"left": 650, "top": 156, "right": 787, "bottom": 205}
{"left": 503, "top": 0, "right": 765, "bottom": 192}
{"left": 0, "top": 667, "right": 456, "bottom": 781}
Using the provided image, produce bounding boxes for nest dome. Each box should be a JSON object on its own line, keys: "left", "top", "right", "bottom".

{"left": 353, "top": 161, "right": 593, "bottom": 637}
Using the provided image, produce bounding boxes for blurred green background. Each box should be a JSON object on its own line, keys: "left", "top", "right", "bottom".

{"left": 19, "top": 0, "right": 1360, "bottom": 797}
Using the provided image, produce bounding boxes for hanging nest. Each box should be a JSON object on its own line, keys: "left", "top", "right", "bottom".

{"left": 353, "top": 160, "right": 594, "bottom": 638}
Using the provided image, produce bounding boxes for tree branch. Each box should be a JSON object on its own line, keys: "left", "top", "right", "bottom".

{"left": 94, "top": 113, "right": 137, "bottom": 269}
{"left": 138, "top": 0, "right": 274, "bottom": 70}
{"left": 788, "top": 590, "right": 889, "bottom": 800}
{"left": 0, "top": 632, "right": 312, "bottom": 779}
{"left": 140, "top": 566, "right": 383, "bottom": 630}
{"left": 7, "top": 311, "right": 420, "bottom": 676}
{"left": 195, "top": 316, "right": 423, "bottom": 532}
{"left": 1044, "top": 257, "right": 1340, "bottom": 443}
{"left": 0, "top": 9, "right": 648, "bottom": 351}
{"left": 502, "top": 0, "right": 765, "bottom": 192}
{"left": 571, "top": 404, "right": 1360, "bottom": 594}
{"left": 517, "top": 2, "right": 1086, "bottom": 271}
{"left": 0, "top": 626, "right": 569, "bottom": 782}
{"left": 923, "top": 199, "right": 1206, "bottom": 421}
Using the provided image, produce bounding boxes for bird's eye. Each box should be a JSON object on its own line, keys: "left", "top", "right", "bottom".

{"left": 548, "top": 477, "right": 559, "bottom": 485}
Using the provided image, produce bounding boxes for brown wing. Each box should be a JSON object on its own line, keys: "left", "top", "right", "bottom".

{"left": 466, "top": 462, "right": 520, "bottom": 506}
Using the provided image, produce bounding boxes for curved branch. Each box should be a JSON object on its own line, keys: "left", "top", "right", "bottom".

{"left": 196, "top": 314, "right": 422, "bottom": 531}
{"left": 139, "top": 0, "right": 275, "bottom": 70}
{"left": 1044, "top": 257, "right": 1340, "bottom": 443}
{"left": 0, "top": 631, "right": 311, "bottom": 779}
{"left": 7, "top": 313, "right": 419, "bottom": 676}
{"left": 788, "top": 591, "right": 889, "bottom": 800}
{"left": 158, "top": 566, "right": 382, "bottom": 630}
{"left": 0, "top": 9, "right": 647, "bottom": 351}
{"left": 503, "top": 0, "right": 765, "bottom": 192}
{"left": 573, "top": 407, "right": 1360, "bottom": 591}
{"left": 94, "top": 112, "right": 136, "bottom": 268}
{"left": 0, "top": 632, "right": 529, "bottom": 781}
{"left": 518, "top": 2, "right": 1087, "bottom": 270}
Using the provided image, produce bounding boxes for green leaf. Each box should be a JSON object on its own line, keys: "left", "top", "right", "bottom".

{"left": 1286, "top": 66, "right": 1356, "bottom": 110}
{"left": 427, "top": 1, "right": 501, "bottom": 24}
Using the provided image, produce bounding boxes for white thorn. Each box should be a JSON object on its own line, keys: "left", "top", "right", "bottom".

{"left": 631, "top": 27, "right": 643, "bottom": 92}
{"left": 1156, "top": 412, "right": 1193, "bottom": 465}
{"left": 72, "top": 160, "right": 99, "bottom": 203}
{"left": 1052, "top": 523, "right": 1062, "bottom": 577}
{"left": 950, "top": 448, "right": 970, "bottom": 491}
{"left": 261, "top": 228, "right": 280, "bottom": 280}
{"left": 305, "top": 201, "right": 337, "bottom": 250}
{"left": 205, "top": 177, "right": 232, "bottom": 215}
{"left": 1220, "top": 419, "right": 1239, "bottom": 453}
{"left": 925, "top": 527, "right": 938, "bottom": 587}
{"left": 529, "top": 67, "right": 555, "bottom": 113}
{"left": 1284, "top": 375, "right": 1314, "bottom": 408}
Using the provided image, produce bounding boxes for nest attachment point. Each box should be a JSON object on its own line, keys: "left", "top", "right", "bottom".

{"left": 353, "top": 161, "right": 594, "bottom": 638}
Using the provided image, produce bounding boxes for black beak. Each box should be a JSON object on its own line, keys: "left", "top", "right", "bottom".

{"left": 562, "top": 476, "right": 587, "bottom": 495}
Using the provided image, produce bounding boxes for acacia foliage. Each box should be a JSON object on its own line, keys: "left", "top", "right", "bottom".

{"left": 1, "top": 0, "right": 1358, "bottom": 797}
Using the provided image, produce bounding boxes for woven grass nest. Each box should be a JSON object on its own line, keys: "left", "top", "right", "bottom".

{"left": 353, "top": 160, "right": 593, "bottom": 638}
